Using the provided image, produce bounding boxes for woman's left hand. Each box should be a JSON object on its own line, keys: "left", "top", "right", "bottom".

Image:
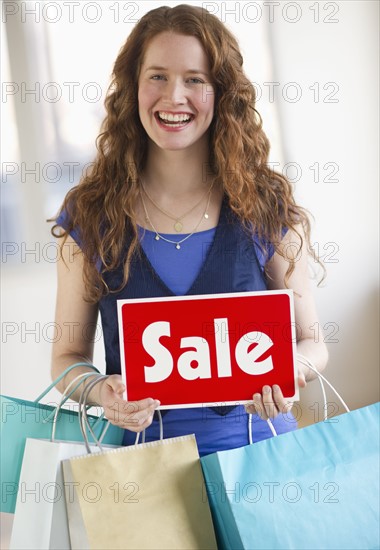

{"left": 245, "top": 362, "right": 307, "bottom": 419}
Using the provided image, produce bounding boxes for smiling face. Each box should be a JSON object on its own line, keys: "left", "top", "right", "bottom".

{"left": 137, "top": 32, "right": 215, "bottom": 153}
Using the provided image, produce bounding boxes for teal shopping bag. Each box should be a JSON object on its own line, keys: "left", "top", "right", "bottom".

{"left": 0, "top": 365, "right": 124, "bottom": 513}
{"left": 201, "top": 402, "right": 380, "bottom": 550}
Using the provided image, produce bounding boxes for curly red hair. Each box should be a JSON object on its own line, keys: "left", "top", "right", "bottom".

{"left": 51, "top": 4, "right": 322, "bottom": 302}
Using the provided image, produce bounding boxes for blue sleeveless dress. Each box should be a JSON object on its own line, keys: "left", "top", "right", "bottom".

{"left": 57, "top": 197, "right": 297, "bottom": 455}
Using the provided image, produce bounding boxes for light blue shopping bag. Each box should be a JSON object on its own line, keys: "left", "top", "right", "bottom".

{"left": 201, "top": 402, "right": 380, "bottom": 550}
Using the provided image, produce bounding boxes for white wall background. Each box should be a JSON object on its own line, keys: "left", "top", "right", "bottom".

{"left": 1, "top": 1, "right": 379, "bottom": 421}
{"left": 266, "top": 0, "right": 379, "bottom": 419}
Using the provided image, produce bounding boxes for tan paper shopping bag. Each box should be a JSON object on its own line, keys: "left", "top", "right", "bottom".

{"left": 62, "top": 434, "right": 217, "bottom": 550}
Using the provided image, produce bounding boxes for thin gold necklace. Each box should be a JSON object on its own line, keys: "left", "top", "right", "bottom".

{"left": 140, "top": 186, "right": 213, "bottom": 250}
{"left": 141, "top": 182, "right": 213, "bottom": 233}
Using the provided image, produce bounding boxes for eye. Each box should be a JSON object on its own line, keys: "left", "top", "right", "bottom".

{"left": 187, "top": 77, "right": 204, "bottom": 84}
{"left": 150, "top": 74, "right": 166, "bottom": 81}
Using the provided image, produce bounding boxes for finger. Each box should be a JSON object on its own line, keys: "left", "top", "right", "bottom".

{"left": 137, "top": 411, "right": 156, "bottom": 431}
{"left": 120, "top": 398, "right": 160, "bottom": 427}
{"left": 105, "top": 375, "right": 125, "bottom": 395}
{"left": 135, "top": 397, "right": 161, "bottom": 411}
{"left": 107, "top": 403, "right": 148, "bottom": 429}
{"left": 122, "top": 411, "right": 155, "bottom": 432}
{"left": 262, "top": 385, "right": 277, "bottom": 419}
{"left": 252, "top": 392, "right": 268, "bottom": 420}
{"left": 111, "top": 411, "right": 155, "bottom": 433}
{"left": 105, "top": 398, "right": 141, "bottom": 424}
{"left": 104, "top": 399, "right": 129, "bottom": 424}
{"left": 272, "top": 385, "right": 287, "bottom": 416}
{"left": 104, "top": 396, "right": 160, "bottom": 428}
{"left": 244, "top": 401, "right": 256, "bottom": 414}
{"left": 272, "top": 385, "right": 293, "bottom": 418}
{"left": 297, "top": 373, "right": 307, "bottom": 388}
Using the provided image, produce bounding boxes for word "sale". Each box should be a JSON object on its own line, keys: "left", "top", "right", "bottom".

{"left": 143, "top": 318, "right": 274, "bottom": 383}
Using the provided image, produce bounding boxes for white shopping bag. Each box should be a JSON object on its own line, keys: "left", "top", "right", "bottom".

{"left": 9, "top": 438, "right": 110, "bottom": 550}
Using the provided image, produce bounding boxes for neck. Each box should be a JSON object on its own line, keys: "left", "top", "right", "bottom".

{"left": 142, "top": 136, "right": 213, "bottom": 194}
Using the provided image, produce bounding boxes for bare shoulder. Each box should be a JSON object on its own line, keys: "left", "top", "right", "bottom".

{"left": 57, "top": 235, "right": 90, "bottom": 296}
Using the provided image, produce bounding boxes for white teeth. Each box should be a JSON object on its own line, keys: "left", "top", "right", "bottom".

{"left": 158, "top": 112, "right": 192, "bottom": 123}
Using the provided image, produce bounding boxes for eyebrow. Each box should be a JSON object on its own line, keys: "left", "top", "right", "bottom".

{"left": 144, "top": 66, "right": 210, "bottom": 76}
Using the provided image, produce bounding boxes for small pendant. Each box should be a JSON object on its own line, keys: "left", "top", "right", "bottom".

{"left": 204, "top": 213, "right": 209, "bottom": 219}
{"left": 174, "top": 221, "right": 183, "bottom": 232}
{"left": 155, "top": 235, "right": 160, "bottom": 241}
{"left": 176, "top": 243, "right": 181, "bottom": 250}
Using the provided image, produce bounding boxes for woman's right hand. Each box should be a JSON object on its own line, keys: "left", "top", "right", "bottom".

{"left": 94, "top": 375, "right": 161, "bottom": 432}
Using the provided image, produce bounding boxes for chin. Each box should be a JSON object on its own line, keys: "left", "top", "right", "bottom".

{"left": 153, "top": 139, "right": 196, "bottom": 152}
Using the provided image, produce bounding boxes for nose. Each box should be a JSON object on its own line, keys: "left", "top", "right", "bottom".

{"left": 163, "top": 78, "right": 186, "bottom": 105}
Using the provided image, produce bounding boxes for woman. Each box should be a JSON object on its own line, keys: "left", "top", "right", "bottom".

{"left": 51, "top": 4, "right": 328, "bottom": 455}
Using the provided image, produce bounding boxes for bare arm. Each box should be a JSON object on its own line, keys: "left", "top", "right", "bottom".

{"left": 246, "top": 225, "right": 328, "bottom": 418}
{"left": 266, "top": 225, "right": 329, "bottom": 381}
{"left": 51, "top": 236, "right": 99, "bottom": 392}
{"left": 51, "top": 236, "right": 160, "bottom": 431}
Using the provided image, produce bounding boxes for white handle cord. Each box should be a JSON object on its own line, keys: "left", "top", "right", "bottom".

{"left": 248, "top": 415, "right": 277, "bottom": 444}
{"left": 297, "top": 354, "right": 350, "bottom": 413}
{"left": 248, "top": 354, "right": 350, "bottom": 443}
{"left": 79, "top": 375, "right": 110, "bottom": 453}
{"left": 51, "top": 371, "right": 102, "bottom": 442}
{"left": 134, "top": 409, "right": 163, "bottom": 445}
{"left": 41, "top": 364, "right": 100, "bottom": 424}
{"left": 36, "top": 362, "right": 99, "bottom": 404}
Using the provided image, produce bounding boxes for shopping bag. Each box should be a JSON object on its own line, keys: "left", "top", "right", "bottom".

{"left": 0, "top": 364, "right": 124, "bottom": 513}
{"left": 62, "top": 434, "right": 218, "bottom": 550}
{"left": 9, "top": 374, "right": 121, "bottom": 549}
{"left": 201, "top": 401, "right": 380, "bottom": 550}
{"left": 9, "top": 438, "right": 113, "bottom": 550}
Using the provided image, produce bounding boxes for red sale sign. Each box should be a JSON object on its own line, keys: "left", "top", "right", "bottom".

{"left": 117, "top": 290, "right": 298, "bottom": 408}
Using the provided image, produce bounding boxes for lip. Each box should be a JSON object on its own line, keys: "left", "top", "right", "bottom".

{"left": 154, "top": 111, "right": 195, "bottom": 132}
{"left": 155, "top": 110, "right": 195, "bottom": 116}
